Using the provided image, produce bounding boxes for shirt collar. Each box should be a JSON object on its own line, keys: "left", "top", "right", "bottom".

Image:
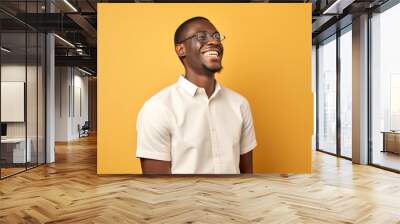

{"left": 178, "top": 75, "right": 198, "bottom": 96}
{"left": 178, "top": 75, "right": 222, "bottom": 97}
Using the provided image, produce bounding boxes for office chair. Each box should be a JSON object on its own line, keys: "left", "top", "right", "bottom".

{"left": 79, "top": 121, "right": 90, "bottom": 138}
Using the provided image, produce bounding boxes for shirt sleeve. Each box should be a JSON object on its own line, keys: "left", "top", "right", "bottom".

{"left": 240, "top": 99, "right": 257, "bottom": 155}
{"left": 136, "top": 102, "right": 172, "bottom": 161}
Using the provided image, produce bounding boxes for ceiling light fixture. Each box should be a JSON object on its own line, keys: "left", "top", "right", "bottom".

{"left": 1, "top": 47, "right": 11, "bottom": 53}
{"left": 63, "top": 0, "right": 78, "bottom": 12}
{"left": 54, "top": 34, "right": 75, "bottom": 48}
{"left": 78, "top": 67, "right": 93, "bottom": 76}
{"left": 76, "top": 48, "right": 86, "bottom": 55}
{"left": 322, "top": 0, "right": 354, "bottom": 15}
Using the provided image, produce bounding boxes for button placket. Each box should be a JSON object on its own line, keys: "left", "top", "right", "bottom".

{"left": 207, "top": 100, "right": 220, "bottom": 173}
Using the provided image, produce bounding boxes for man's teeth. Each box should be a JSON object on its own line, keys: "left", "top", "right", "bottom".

{"left": 204, "top": 51, "right": 219, "bottom": 57}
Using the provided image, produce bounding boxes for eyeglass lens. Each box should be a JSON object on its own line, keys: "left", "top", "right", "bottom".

{"left": 196, "top": 32, "right": 222, "bottom": 43}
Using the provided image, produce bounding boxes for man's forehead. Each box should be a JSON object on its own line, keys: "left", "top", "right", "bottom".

{"left": 185, "top": 20, "right": 217, "bottom": 35}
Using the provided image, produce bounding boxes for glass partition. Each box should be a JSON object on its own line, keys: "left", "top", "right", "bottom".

{"left": 0, "top": 1, "right": 46, "bottom": 179}
{"left": 38, "top": 32, "right": 45, "bottom": 165}
{"left": 339, "top": 27, "right": 352, "bottom": 158}
{"left": 1, "top": 31, "right": 28, "bottom": 177}
{"left": 317, "top": 35, "right": 337, "bottom": 154}
{"left": 27, "top": 31, "right": 38, "bottom": 169}
{"left": 371, "top": 3, "right": 400, "bottom": 171}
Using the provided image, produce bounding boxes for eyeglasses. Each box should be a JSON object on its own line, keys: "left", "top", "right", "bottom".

{"left": 178, "top": 31, "right": 225, "bottom": 44}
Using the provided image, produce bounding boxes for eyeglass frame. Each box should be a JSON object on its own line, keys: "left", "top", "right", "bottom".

{"left": 176, "top": 31, "right": 226, "bottom": 44}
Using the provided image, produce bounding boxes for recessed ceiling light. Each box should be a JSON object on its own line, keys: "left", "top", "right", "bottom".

{"left": 54, "top": 34, "right": 75, "bottom": 48}
{"left": 1, "top": 47, "right": 11, "bottom": 53}
{"left": 77, "top": 67, "right": 93, "bottom": 76}
{"left": 323, "top": 0, "right": 355, "bottom": 15}
{"left": 63, "top": 0, "right": 78, "bottom": 12}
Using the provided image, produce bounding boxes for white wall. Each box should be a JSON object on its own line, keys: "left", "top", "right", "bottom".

{"left": 1, "top": 63, "right": 46, "bottom": 164}
{"left": 55, "top": 67, "right": 89, "bottom": 141}
{"left": 55, "top": 67, "right": 70, "bottom": 141}
{"left": 72, "top": 73, "right": 89, "bottom": 138}
{"left": 1, "top": 65, "right": 39, "bottom": 137}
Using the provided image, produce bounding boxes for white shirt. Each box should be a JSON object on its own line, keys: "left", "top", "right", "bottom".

{"left": 136, "top": 76, "right": 257, "bottom": 174}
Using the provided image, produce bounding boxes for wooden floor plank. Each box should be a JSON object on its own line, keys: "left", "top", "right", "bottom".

{"left": 1, "top": 134, "right": 400, "bottom": 223}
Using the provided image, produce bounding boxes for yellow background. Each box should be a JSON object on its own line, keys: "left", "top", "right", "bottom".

{"left": 98, "top": 3, "right": 312, "bottom": 174}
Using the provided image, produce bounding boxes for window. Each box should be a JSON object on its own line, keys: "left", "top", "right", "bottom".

{"left": 317, "top": 35, "right": 337, "bottom": 154}
{"left": 0, "top": 1, "right": 46, "bottom": 179}
{"left": 371, "top": 2, "right": 400, "bottom": 171}
{"left": 339, "top": 28, "right": 352, "bottom": 158}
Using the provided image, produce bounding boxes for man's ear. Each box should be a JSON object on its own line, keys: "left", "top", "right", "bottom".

{"left": 175, "top": 44, "right": 186, "bottom": 57}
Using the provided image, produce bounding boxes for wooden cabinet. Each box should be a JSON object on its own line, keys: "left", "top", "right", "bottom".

{"left": 382, "top": 132, "right": 400, "bottom": 154}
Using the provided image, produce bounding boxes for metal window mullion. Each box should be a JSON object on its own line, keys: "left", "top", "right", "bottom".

{"left": 25, "top": 0, "right": 28, "bottom": 171}
{"left": 336, "top": 31, "right": 341, "bottom": 157}
{"left": 367, "top": 10, "right": 373, "bottom": 165}
{"left": 69, "top": 68, "right": 71, "bottom": 118}
{"left": 316, "top": 45, "right": 320, "bottom": 150}
{"left": 44, "top": 32, "right": 47, "bottom": 164}
{"left": 73, "top": 68, "right": 75, "bottom": 118}
{"left": 44, "top": 0, "right": 50, "bottom": 165}
{"left": 36, "top": 0, "right": 39, "bottom": 167}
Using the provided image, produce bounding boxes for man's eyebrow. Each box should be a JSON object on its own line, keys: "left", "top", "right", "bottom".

{"left": 196, "top": 30, "right": 219, "bottom": 34}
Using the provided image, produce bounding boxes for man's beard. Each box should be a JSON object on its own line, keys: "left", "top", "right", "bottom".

{"left": 202, "top": 64, "right": 223, "bottom": 74}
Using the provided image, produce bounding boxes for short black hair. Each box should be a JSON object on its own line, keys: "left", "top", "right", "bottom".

{"left": 174, "top": 16, "right": 210, "bottom": 45}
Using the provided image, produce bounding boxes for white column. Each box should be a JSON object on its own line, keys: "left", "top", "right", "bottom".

{"left": 55, "top": 67, "right": 73, "bottom": 141}
{"left": 46, "top": 32, "right": 55, "bottom": 163}
{"left": 45, "top": 0, "right": 55, "bottom": 163}
{"left": 352, "top": 14, "right": 369, "bottom": 164}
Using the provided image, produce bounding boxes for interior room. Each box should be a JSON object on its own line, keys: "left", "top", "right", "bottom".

{"left": 1, "top": 29, "right": 46, "bottom": 177}
{"left": 0, "top": 0, "right": 399, "bottom": 223}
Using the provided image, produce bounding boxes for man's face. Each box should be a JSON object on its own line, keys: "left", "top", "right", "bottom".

{"left": 179, "top": 20, "right": 224, "bottom": 74}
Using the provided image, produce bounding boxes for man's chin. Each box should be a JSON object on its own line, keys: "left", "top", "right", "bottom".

{"left": 203, "top": 64, "right": 223, "bottom": 74}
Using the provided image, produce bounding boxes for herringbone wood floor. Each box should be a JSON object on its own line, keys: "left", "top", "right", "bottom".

{"left": 1, "top": 134, "right": 400, "bottom": 224}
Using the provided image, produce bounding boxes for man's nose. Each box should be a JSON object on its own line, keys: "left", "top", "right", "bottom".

{"left": 207, "top": 37, "right": 219, "bottom": 45}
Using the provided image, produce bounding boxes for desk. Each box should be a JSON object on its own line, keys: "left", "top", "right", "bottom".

{"left": 381, "top": 131, "right": 400, "bottom": 154}
{"left": 1, "top": 138, "right": 31, "bottom": 163}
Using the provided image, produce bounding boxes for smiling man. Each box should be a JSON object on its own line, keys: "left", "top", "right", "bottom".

{"left": 136, "top": 17, "right": 257, "bottom": 174}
